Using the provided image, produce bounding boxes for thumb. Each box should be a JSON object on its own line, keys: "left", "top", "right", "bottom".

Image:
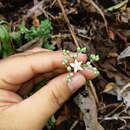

{"left": 4, "top": 73, "right": 86, "bottom": 130}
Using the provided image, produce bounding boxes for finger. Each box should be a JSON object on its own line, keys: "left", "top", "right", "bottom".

{"left": 2, "top": 73, "right": 86, "bottom": 130}
{"left": 24, "top": 48, "right": 51, "bottom": 54}
{"left": 11, "top": 48, "right": 51, "bottom": 57}
{"left": 80, "top": 68, "right": 97, "bottom": 80}
{"left": 18, "top": 69, "right": 66, "bottom": 96}
{"left": 0, "top": 51, "right": 87, "bottom": 91}
{"left": 18, "top": 68, "right": 96, "bottom": 96}
{"left": 0, "top": 89, "right": 23, "bottom": 111}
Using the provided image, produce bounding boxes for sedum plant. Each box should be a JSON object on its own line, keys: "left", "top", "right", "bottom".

{"left": 62, "top": 47, "right": 100, "bottom": 82}
{"left": 0, "top": 20, "right": 14, "bottom": 57}
{"left": 12, "top": 19, "right": 55, "bottom": 50}
{"left": 0, "top": 19, "right": 55, "bottom": 58}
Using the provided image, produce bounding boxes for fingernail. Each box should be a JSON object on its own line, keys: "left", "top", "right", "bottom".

{"left": 68, "top": 73, "right": 86, "bottom": 93}
{"left": 80, "top": 68, "right": 97, "bottom": 80}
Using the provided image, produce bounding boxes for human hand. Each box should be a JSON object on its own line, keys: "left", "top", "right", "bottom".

{"left": 0, "top": 48, "right": 96, "bottom": 130}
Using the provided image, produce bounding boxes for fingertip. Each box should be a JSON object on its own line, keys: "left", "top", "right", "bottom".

{"left": 68, "top": 73, "right": 86, "bottom": 93}
{"left": 80, "top": 68, "right": 97, "bottom": 80}
{"left": 77, "top": 53, "right": 87, "bottom": 63}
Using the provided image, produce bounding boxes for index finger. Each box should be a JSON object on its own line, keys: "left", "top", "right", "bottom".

{"left": 0, "top": 51, "right": 87, "bottom": 86}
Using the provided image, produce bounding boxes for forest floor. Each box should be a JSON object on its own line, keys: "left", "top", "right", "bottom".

{"left": 0, "top": 0, "right": 130, "bottom": 130}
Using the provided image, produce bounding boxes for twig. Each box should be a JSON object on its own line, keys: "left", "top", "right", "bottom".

{"left": 34, "top": 0, "right": 38, "bottom": 5}
{"left": 16, "top": 34, "right": 71, "bottom": 52}
{"left": 78, "top": 34, "right": 91, "bottom": 40}
{"left": 51, "top": 34, "right": 71, "bottom": 39}
{"left": 84, "top": 0, "right": 108, "bottom": 31}
{"left": 16, "top": 37, "right": 41, "bottom": 52}
{"left": 56, "top": 0, "right": 80, "bottom": 48}
{"left": 120, "top": 82, "right": 130, "bottom": 94}
{"left": 89, "top": 80, "right": 100, "bottom": 105}
{"left": 41, "top": 8, "right": 49, "bottom": 19}
{"left": 50, "top": 0, "right": 57, "bottom": 8}
{"left": 56, "top": 0, "right": 100, "bottom": 107}
{"left": 98, "top": 116, "right": 130, "bottom": 120}
{"left": 105, "top": 102, "right": 124, "bottom": 117}
{"left": 70, "top": 120, "right": 79, "bottom": 130}
{"left": 23, "top": 0, "right": 50, "bottom": 22}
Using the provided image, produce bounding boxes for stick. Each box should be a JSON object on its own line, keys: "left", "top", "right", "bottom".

{"left": 98, "top": 116, "right": 130, "bottom": 120}
{"left": 23, "top": 0, "right": 50, "bottom": 21}
{"left": 57, "top": 0, "right": 99, "bottom": 107}
{"left": 105, "top": 102, "right": 124, "bottom": 117}
{"left": 56, "top": 0, "right": 80, "bottom": 48}
{"left": 16, "top": 37, "right": 41, "bottom": 52}
{"left": 70, "top": 120, "right": 79, "bottom": 130}
{"left": 89, "top": 80, "right": 100, "bottom": 105}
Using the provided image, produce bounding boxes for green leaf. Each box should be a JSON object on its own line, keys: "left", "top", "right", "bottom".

{"left": 11, "top": 32, "right": 22, "bottom": 47}
{"left": 0, "top": 24, "right": 14, "bottom": 57}
{"left": 16, "top": 19, "right": 54, "bottom": 50}
{"left": 43, "top": 41, "right": 55, "bottom": 50}
{"left": 19, "top": 24, "right": 29, "bottom": 34}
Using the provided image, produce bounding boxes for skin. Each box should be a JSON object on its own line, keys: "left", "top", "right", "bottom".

{"left": 0, "top": 48, "right": 96, "bottom": 130}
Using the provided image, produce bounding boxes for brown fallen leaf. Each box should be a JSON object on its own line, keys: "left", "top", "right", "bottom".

{"left": 32, "top": 16, "right": 40, "bottom": 27}
{"left": 107, "top": 52, "right": 119, "bottom": 58}
{"left": 102, "top": 82, "right": 116, "bottom": 93}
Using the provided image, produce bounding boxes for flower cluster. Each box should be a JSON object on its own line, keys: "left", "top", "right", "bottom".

{"left": 62, "top": 48, "right": 100, "bottom": 82}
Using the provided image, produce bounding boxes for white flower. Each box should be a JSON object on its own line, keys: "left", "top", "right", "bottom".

{"left": 70, "top": 59, "right": 83, "bottom": 72}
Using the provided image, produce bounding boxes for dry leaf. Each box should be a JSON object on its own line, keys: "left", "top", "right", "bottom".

{"left": 107, "top": 52, "right": 118, "bottom": 58}
{"left": 102, "top": 82, "right": 116, "bottom": 93}
{"left": 32, "top": 16, "right": 40, "bottom": 27}
{"left": 117, "top": 46, "right": 130, "bottom": 62}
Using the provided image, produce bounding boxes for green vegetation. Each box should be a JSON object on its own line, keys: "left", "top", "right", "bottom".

{"left": 0, "top": 19, "right": 55, "bottom": 58}
{"left": 0, "top": 21, "right": 14, "bottom": 57}
{"left": 13, "top": 19, "right": 55, "bottom": 50}
{"left": 46, "top": 116, "right": 56, "bottom": 129}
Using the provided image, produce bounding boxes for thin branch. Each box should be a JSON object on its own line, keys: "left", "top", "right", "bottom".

{"left": 16, "top": 37, "right": 41, "bottom": 52}
{"left": 105, "top": 102, "right": 124, "bottom": 117}
{"left": 23, "top": 0, "right": 50, "bottom": 22}
{"left": 98, "top": 116, "right": 130, "bottom": 120}
{"left": 89, "top": 80, "right": 100, "bottom": 105}
{"left": 34, "top": 0, "right": 38, "bottom": 5}
{"left": 56, "top": 0, "right": 80, "bottom": 48}
{"left": 70, "top": 120, "right": 79, "bottom": 130}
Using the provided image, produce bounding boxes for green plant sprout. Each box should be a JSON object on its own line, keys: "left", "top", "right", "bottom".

{"left": 62, "top": 48, "right": 100, "bottom": 82}
{"left": 12, "top": 19, "right": 55, "bottom": 50}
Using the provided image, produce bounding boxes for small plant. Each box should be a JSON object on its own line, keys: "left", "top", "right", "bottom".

{"left": 0, "top": 20, "right": 14, "bottom": 57}
{"left": 46, "top": 116, "right": 56, "bottom": 129}
{"left": 12, "top": 19, "right": 55, "bottom": 50}
{"left": 0, "top": 19, "right": 55, "bottom": 58}
{"left": 62, "top": 47, "right": 100, "bottom": 82}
